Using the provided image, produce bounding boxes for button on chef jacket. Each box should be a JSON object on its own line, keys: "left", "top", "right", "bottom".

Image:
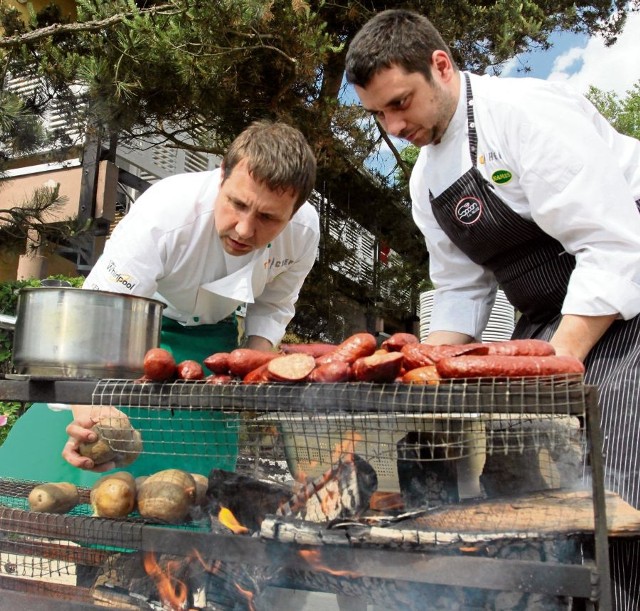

{"left": 84, "top": 168, "right": 320, "bottom": 347}
{"left": 410, "top": 72, "right": 640, "bottom": 339}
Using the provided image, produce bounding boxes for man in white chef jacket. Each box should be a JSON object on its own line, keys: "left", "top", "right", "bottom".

{"left": 345, "top": 9, "right": 640, "bottom": 610}
{"left": 0, "top": 120, "right": 319, "bottom": 486}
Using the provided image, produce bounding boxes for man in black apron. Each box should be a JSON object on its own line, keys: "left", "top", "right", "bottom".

{"left": 346, "top": 9, "right": 640, "bottom": 610}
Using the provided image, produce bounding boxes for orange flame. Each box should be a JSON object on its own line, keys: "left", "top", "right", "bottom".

{"left": 191, "top": 548, "right": 222, "bottom": 575}
{"left": 235, "top": 583, "right": 256, "bottom": 611}
{"left": 321, "top": 487, "right": 338, "bottom": 516}
{"left": 218, "top": 506, "right": 249, "bottom": 534}
{"left": 331, "top": 430, "right": 362, "bottom": 463}
{"left": 299, "top": 549, "right": 361, "bottom": 578}
{"left": 142, "top": 552, "right": 188, "bottom": 610}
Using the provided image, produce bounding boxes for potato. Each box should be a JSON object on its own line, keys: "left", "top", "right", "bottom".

{"left": 90, "top": 471, "right": 136, "bottom": 518}
{"left": 190, "top": 473, "right": 209, "bottom": 506}
{"left": 28, "top": 482, "right": 79, "bottom": 514}
{"left": 144, "top": 468, "right": 197, "bottom": 497}
{"left": 136, "top": 469, "right": 197, "bottom": 523}
{"left": 78, "top": 415, "right": 143, "bottom": 467}
{"left": 135, "top": 475, "right": 148, "bottom": 489}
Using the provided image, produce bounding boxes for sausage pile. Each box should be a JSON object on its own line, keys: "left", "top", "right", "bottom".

{"left": 141, "top": 334, "right": 585, "bottom": 385}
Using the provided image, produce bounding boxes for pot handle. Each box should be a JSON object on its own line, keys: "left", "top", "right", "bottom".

{"left": 0, "top": 313, "right": 16, "bottom": 330}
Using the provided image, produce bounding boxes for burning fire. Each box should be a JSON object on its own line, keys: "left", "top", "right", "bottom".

{"left": 299, "top": 549, "right": 362, "bottom": 578}
{"left": 218, "top": 506, "right": 249, "bottom": 534}
{"left": 235, "top": 583, "right": 256, "bottom": 610}
{"left": 331, "top": 430, "right": 362, "bottom": 463}
{"left": 143, "top": 552, "right": 188, "bottom": 610}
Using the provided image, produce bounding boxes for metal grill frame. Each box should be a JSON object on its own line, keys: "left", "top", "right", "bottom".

{"left": 0, "top": 376, "right": 611, "bottom": 609}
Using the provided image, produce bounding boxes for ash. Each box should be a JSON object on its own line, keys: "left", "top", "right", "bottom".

{"left": 236, "top": 454, "right": 294, "bottom": 485}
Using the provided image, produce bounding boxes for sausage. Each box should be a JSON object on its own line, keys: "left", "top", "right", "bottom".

{"left": 279, "top": 343, "right": 337, "bottom": 358}
{"left": 435, "top": 355, "right": 585, "bottom": 379}
{"left": 203, "top": 352, "right": 231, "bottom": 375}
{"left": 401, "top": 365, "right": 441, "bottom": 385}
{"left": 400, "top": 343, "right": 489, "bottom": 370}
{"left": 381, "top": 332, "right": 419, "bottom": 352}
{"left": 315, "top": 333, "right": 377, "bottom": 365}
{"left": 204, "top": 374, "right": 235, "bottom": 385}
{"left": 266, "top": 353, "right": 317, "bottom": 383}
{"left": 227, "top": 349, "right": 278, "bottom": 378}
{"left": 351, "top": 352, "right": 404, "bottom": 383}
{"left": 176, "top": 360, "right": 205, "bottom": 380}
{"left": 307, "top": 361, "right": 351, "bottom": 383}
{"left": 242, "top": 363, "right": 272, "bottom": 384}
{"left": 143, "top": 348, "right": 177, "bottom": 381}
{"left": 486, "top": 339, "right": 555, "bottom": 356}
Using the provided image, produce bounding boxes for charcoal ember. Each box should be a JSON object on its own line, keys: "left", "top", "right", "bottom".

{"left": 397, "top": 431, "right": 459, "bottom": 509}
{"left": 203, "top": 560, "right": 282, "bottom": 610}
{"left": 206, "top": 469, "right": 292, "bottom": 532}
{"left": 481, "top": 417, "right": 583, "bottom": 498}
{"left": 90, "top": 551, "right": 206, "bottom": 610}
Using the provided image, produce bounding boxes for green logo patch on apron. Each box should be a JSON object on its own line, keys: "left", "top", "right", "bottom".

{"left": 491, "top": 169, "right": 513, "bottom": 184}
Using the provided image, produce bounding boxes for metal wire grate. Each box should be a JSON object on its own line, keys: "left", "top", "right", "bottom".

{"left": 0, "top": 374, "right": 606, "bottom": 609}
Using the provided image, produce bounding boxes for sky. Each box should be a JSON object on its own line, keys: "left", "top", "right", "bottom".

{"left": 357, "top": 10, "right": 640, "bottom": 177}
{"left": 500, "top": 10, "right": 640, "bottom": 96}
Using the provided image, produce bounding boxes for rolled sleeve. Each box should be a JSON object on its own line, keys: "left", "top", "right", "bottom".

{"left": 515, "top": 114, "right": 640, "bottom": 320}
{"left": 244, "top": 216, "right": 320, "bottom": 345}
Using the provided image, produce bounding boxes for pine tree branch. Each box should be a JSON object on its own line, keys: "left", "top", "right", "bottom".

{"left": 0, "top": 2, "right": 181, "bottom": 49}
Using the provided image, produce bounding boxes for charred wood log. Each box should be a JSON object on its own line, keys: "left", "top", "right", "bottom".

{"left": 397, "top": 431, "right": 459, "bottom": 509}
{"left": 207, "top": 456, "right": 377, "bottom": 532}
{"left": 206, "top": 470, "right": 292, "bottom": 532}
{"left": 277, "top": 454, "right": 377, "bottom": 523}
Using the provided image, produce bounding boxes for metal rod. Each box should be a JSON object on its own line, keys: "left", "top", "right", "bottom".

{"left": 0, "top": 537, "right": 110, "bottom": 567}
{"left": 0, "top": 504, "right": 595, "bottom": 598}
{"left": 586, "top": 388, "right": 612, "bottom": 610}
{"left": 139, "top": 527, "right": 595, "bottom": 598}
{"left": 0, "top": 377, "right": 591, "bottom": 415}
{"left": 0, "top": 575, "right": 94, "bottom": 605}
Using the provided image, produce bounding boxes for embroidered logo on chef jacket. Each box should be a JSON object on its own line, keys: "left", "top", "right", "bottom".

{"left": 491, "top": 170, "right": 513, "bottom": 184}
{"left": 105, "top": 260, "right": 138, "bottom": 290}
{"left": 264, "top": 257, "right": 294, "bottom": 270}
{"left": 455, "top": 196, "right": 483, "bottom": 225}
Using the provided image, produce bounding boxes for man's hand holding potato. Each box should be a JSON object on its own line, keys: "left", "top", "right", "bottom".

{"left": 64, "top": 405, "right": 142, "bottom": 472}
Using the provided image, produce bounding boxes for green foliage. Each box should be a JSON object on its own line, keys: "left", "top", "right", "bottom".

{"left": 586, "top": 80, "right": 640, "bottom": 140}
{"left": 1, "top": 0, "right": 632, "bottom": 156}
{"left": 394, "top": 145, "right": 421, "bottom": 189}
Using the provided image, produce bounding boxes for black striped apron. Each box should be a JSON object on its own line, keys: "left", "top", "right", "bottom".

{"left": 428, "top": 72, "right": 640, "bottom": 609}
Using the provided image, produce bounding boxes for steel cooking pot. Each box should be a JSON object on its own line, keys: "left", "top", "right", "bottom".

{"left": 2, "top": 287, "right": 164, "bottom": 379}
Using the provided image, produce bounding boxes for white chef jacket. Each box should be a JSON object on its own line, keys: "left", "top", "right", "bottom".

{"left": 410, "top": 71, "right": 640, "bottom": 339}
{"left": 84, "top": 169, "right": 320, "bottom": 346}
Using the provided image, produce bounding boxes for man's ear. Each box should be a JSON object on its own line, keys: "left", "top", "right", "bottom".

{"left": 431, "top": 50, "right": 455, "bottom": 82}
{"left": 219, "top": 162, "right": 226, "bottom": 185}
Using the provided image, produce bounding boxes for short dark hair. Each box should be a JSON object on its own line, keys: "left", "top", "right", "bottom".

{"left": 345, "top": 9, "right": 458, "bottom": 88}
{"left": 222, "top": 120, "right": 317, "bottom": 212}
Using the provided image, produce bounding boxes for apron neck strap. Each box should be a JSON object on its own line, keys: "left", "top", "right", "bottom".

{"left": 464, "top": 72, "right": 479, "bottom": 166}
